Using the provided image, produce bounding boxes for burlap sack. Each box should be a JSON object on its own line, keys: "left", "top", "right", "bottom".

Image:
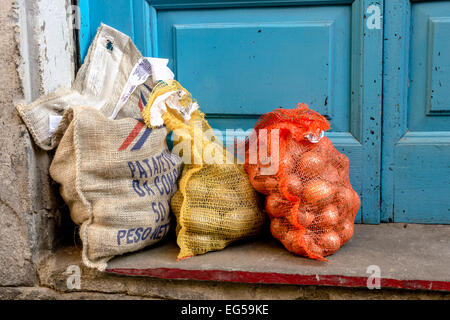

{"left": 16, "top": 23, "right": 173, "bottom": 150}
{"left": 50, "top": 106, "right": 182, "bottom": 270}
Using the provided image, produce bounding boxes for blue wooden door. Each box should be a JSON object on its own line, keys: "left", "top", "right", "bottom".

{"left": 80, "top": 0, "right": 384, "bottom": 224}
{"left": 383, "top": 0, "right": 450, "bottom": 224}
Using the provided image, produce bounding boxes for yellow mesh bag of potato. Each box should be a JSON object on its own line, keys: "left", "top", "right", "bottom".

{"left": 142, "top": 80, "right": 266, "bottom": 259}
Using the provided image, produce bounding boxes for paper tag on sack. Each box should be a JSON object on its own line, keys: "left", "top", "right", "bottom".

{"left": 109, "top": 58, "right": 174, "bottom": 120}
{"left": 48, "top": 115, "right": 63, "bottom": 136}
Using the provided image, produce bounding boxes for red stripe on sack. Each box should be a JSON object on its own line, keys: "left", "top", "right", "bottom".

{"left": 138, "top": 98, "right": 144, "bottom": 111}
{"left": 118, "top": 121, "right": 145, "bottom": 151}
{"left": 105, "top": 267, "right": 450, "bottom": 292}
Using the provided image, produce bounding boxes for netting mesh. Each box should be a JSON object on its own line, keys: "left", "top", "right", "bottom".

{"left": 244, "top": 103, "right": 360, "bottom": 261}
{"left": 142, "top": 80, "right": 266, "bottom": 260}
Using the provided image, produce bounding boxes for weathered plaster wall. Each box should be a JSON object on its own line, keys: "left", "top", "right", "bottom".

{"left": 0, "top": 0, "right": 75, "bottom": 286}
{"left": 0, "top": 0, "right": 37, "bottom": 286}
{"left": 16, "top": 0, "right": 75, "bottom": 101}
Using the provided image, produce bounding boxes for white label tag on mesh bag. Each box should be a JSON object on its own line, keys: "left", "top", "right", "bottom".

{"left": 305, "top": 130, "right": 325, "bottom": 143}
{"left": 149, "top": 90, "right": 199, "bottom": 127}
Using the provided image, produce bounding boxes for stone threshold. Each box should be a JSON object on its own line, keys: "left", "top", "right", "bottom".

{"left": 104, "top": 223, "right": 450, "bottom": 292}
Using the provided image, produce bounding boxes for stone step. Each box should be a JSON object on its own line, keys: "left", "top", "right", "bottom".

{"left": 105, "top": 223, "right": 450, "bottom": 292}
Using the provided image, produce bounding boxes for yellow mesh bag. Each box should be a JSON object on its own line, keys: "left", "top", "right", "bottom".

{"left": 142, "top": 80, "right": 266, "bottom": 259}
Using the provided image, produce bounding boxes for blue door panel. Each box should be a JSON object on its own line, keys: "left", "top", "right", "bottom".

{"left": 159, "top": 7, "right": 351, "bottom": 134}
{"left": 382, "top": 0, "right": 450, "bottom": 224}
{"left": 394, "top": 135, "right": 450, "bottom": 223}
{"left": 409, "top": 3, "right": 450, "bottom": 131}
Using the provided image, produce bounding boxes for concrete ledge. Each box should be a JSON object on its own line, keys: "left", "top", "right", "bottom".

{"left": 0, "top": 286, "right": 155, "bottom": 300}
{"left": 106, "top": 224, "right": 450, "bottom": 292}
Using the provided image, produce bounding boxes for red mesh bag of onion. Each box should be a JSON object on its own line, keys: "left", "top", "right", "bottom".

{"left": 244, "top": 103, "right": 360, "bottom": 261}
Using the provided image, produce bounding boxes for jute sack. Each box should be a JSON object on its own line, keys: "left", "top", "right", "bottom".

{"left": 142, "top": 80, "right": 266, "bottom": 260}
{"left": 50, "top": 106, "right": 182, "bottom": 270}
{"left": 16, "top": 23, "right": 173, "bottom": 150}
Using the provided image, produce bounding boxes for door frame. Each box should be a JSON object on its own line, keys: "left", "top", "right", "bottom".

{"left": 79, "top": 0, "right": 383, "bottom": 223}
{"left": 381, "top": 0, "right": 410, "bottom": 222}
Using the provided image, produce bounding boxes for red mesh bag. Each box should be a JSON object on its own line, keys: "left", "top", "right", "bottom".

{"left": 244, "top": 103, "right": 360, "bottom": 261}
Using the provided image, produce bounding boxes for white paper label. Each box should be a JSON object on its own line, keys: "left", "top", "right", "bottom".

{"left": 48, "top": 115, "right": 63, "bottom": 136}
{"left": 109, "top": 57, "right": 175, "bottom": 120}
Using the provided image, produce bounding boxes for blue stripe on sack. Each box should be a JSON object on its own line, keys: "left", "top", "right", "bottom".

{"left": 140, "top": 91, "right": 148, "bottom": 107}
{"left": 143, "top": 83, "right": 152, "bottom": 93}
{"left": 131, "top": 127, "right": 152, "bottom": 150}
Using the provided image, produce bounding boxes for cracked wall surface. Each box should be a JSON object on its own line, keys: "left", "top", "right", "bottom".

{"left": 1, "top": 0, "right": 36, "bottom": 286}
{"left": 0, "top": 0, "right": 74, "bottom": 287}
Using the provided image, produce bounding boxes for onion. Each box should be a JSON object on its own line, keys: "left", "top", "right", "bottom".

{"left": 265, "top": 193, "right": 290, "bottom": 218}
{"left": 260, "top": 157, "right": 278, "bottom": 176}
{"left": 333, "top": 152, "right": 350, "bottom": 177}
{"left": 336, "top": 187, "right": 354, "bottom": 210}
{"left": 301, "top": 180, "right": 335, "bottom": 205}
{"left": 297, "top": 208, "right": 315, "bottom": 228}
{"left": 245, "top": 164, "right": 264, "bottom": 192}
{"left": 248, "top": 175, "right": 268, "bottom": 194}
{"left": 317, "top": 137, "right": 333, "bottom": 156}
{"left": 283, "top": 231, "right": 306, "bottom": 255}
{"left": 336, "top": 151, "right": 349, "bottom": 169}
{"left": 285, "top": 136, "right": 305, "bottom": 154}
{"left": 350, "top": 189, "right": 361, "bottom": 217}
{"left": 263, "top": 176, "right": 279, "bottom": 193}
{"left": 322, "top": 165, "right": 341, "bottom": 184}
{"left": 244, "top": 162, "right": 256, "bottom": 176}
{"left": 303, "top": 231, "right": 323, "bottom": 257}
{"left": 270, "top": 218, "right": 287, "bottom": 239}
{"left": 247, "top": 163, "right": 279, "bottom": 195}
{"left": 318, "top": 230, "right": 341, "bottom": 254}
{"left": 337, "top": 165, "right": 350, "bottom": 181}
{"left": 316, "top": 204, "right": 340, "bottom": 228}
{"left": 339, "top": 219, "right": 354, "bottom": 244}
{"left": 286, "top": 173, "right": 304, "bottom": 197}
{"left": 297, "top": 151, "right": 326, "bottom": 180}
{"left": 282, "top": 151, "right": 299, "bottom": 175}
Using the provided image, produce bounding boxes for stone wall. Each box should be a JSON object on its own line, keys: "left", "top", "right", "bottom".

{"left": 1, "top": 0, "right": 38, "bottom": 286}
{"left": 0, "top": 0, "right": 73, "bottom": 287}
